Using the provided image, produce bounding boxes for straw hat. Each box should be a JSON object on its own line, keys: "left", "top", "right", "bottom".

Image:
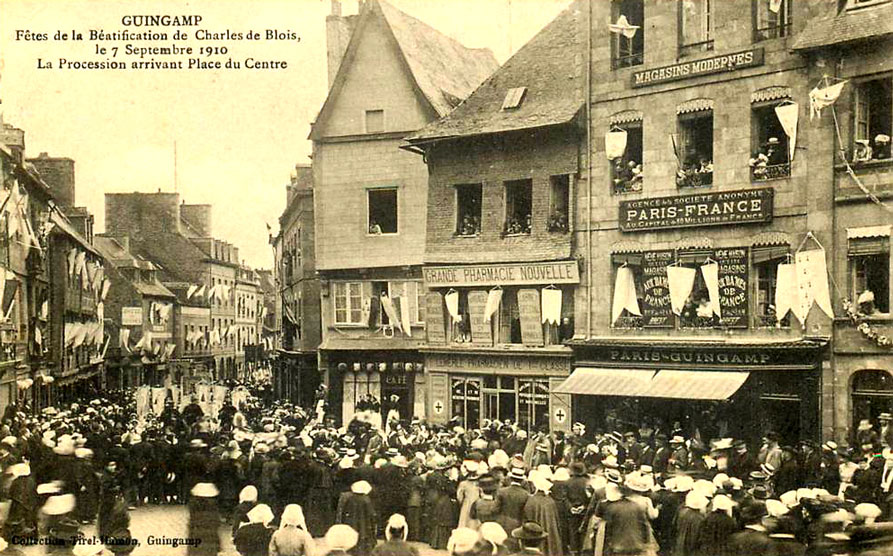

{"left": 448, "top": 527, "right": 480, "bottom": 554}
{"left": 685, "top": 491, "right": 709, "bottom": 511}
{"left": 351, "top": 481, "right": 372, "bottom": 495}
{"left": 479, "top": 521, "right": 508, "bottom": 548}
{"left": 42, "top": 493, "right": 76, "bottom": 516}
{"left": 191, "top": 483, "right": 219, "bottom": 498}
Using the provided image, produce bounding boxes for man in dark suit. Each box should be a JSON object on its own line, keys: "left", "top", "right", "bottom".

{"left": 497, "top": 467, "right": 531, "bottom": 536}
{"left": 565, "top": 462, "right": 591, "bottom": 556}
{"left": 510, "top": 522, "right": 549, "bottom": 556}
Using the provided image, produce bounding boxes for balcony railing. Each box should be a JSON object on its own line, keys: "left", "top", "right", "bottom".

{"left": 612, "top": 52, "right": 644, "bottom": 69}
{"left": 676, "top": 169, "right": 713, "bottom": 189}
{"left": 678, "top": 39, "right": 714, "bottom": 58}
{"left": 752, "top": 162, "right": 791, "bottom": 182}
{"left": 754, "top": 23, "right": 792, "bottom": 41}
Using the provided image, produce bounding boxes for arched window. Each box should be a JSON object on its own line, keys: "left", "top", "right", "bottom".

{"left": 852, "top": 369, "right": 893, "bottom": 430}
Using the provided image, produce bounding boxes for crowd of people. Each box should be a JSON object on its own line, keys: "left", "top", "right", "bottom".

{"left": 2, "top": 382, "right": 893, "bottom": 555}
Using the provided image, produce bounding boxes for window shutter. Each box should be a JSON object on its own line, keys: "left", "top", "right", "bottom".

{"left": 849, "top": 237, "right": 890, "bottom": 256}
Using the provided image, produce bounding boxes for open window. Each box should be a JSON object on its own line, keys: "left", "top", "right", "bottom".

{"left": 450, "top": 290, "right": 471, "bottom": 344}
{"left": 549, "top": 175, "right": 571, "bottom": 232}
{"left": 679, "top": 0, "right": 714, "bottom": 57}
{"left": 504, "top": 179, "right": 532, "bottom": 235}
{"left": 365, "top": 109, "right": 384, "bottom": 134}
{"left": 853, "top": 77, "right": 893, "bottom": 163}
{"left": 611, "top": 0, "right": 644, "bottom": 69}
{"left": 611, "top": 256, "right": 646, "bottom": 328}
{"left": 751, "top": 103, "right": 791, "bottom": 180}
{"left": 368, "top": 188, "right": 398, "bottom": 235}
{"left": 676, "top": 108, "right": 714, "bottom": 188}
{"left": 753, "top": 0, "right": 792, "bottom": 41}
{"left": 849, "top": 235, "right": 890, "bottom": 314}
{"left": 753, "top": 247, "right": 791, "bottom": 327}
{"left": 677, "top": 251, "right": 718, "bottom": 328}
{"left": 455, "top": 184, "right": 482, "bottom": 236}
{"left": 498, "top": 289, "right": 523, "bottom": 344}
{"left": 610, "top": 122, "right": 644, "bottom": 194}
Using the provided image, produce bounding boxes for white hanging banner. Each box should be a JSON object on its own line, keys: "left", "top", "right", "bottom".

{"left": 611, "top": 266, "right": 641, "bottom": 324}
{"left": 769, "top": 0, "right": 783, "bottom": 13}
{"left": 398, "top": 296, "right": 413, "bottom": 337}
{"left": 667, "top": 266, "right": 697, "bottom": 317}
{"left": 608, "top": 14, "right": 639, "bottom": 39}
{"left": 444, "top": 290, "right": 460, "bottom": 322}
{"left": 541, "top": 288, "right": 562, "bottom": 325}
{"left": 700, "top": 263, "right": 722, "bottom": 319}
{"left": 775, "top": 263, "right": 797, "bottom": 323}
{"left": 151, "top": 387, "right": 166, "bottom": 416}
{"left": 380, "top": 294, "right": 402, "bottom": 332}
{"left": 605, "top": 129, "right": 628, "bottom": 160}
{"left": 795, "top": 248, "right": 834, "bottom": 320}
{"left": 120, "top": 328, "right": 131, "bottom": 350}
{"left": 809, "top": 81, "right": 846, "bottom": 120}
{"left": 775, "top": 102, "right": 799, "bottom": 162}
{"left": 187, "top": 284, "right": 198, "bottom": 299}
{"left": 484, "top": 289, "right": 503, "bottom": 323}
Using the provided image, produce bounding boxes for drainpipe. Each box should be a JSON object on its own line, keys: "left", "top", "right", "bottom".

{"left": 585, "top": 0, "right": 593, "bottom": 339}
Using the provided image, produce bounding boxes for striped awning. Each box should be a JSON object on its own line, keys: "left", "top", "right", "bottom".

{"left": 847, "top": 225, "right": 892, "bottom": 239}
{"left": 554, "top": 367, "right": 749, "bottom": 400}
{"left": 751, "top": 86, "right": 792, "bottom": 104}
{"left": 677, "top": 98, "right": 714, "bottom": 115}
{"left": 610, "top": 110, "right": 644, "bottom": 125}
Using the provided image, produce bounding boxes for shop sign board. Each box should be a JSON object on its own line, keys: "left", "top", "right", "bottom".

{"left": 517, "top": 289, "right": 544, "bottom": 346}
{"left": 619, "top": 188, "right": 773, "bottom": 232}
{"left": 122, "top": 307, "right": 143, "bottom": 326}
{"left": 631, "top": 48, "right": 764, "bottom": 87}
{"left": 715, "top": 248, "right": 749, "bottom": 328}
{"left": 467, "top": 290, "right": 492, "bottom": 345}
{"left": 425, "top": 292, "right": 447, "bottom": 345}
{"left": 641, "top": 250, "right": 674, "bottom": 328}
{"left": 426, "top": 352, "right": 569, "bottom": 376}
{"left": 424, "top": 260, "right": 579, "bottom": 288}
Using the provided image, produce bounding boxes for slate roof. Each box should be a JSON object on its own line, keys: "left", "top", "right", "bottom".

{"left": 793, "top": 2, "right": 893, "bottom": 51}
{"left": 406, "top": 0, "right": 583, "bottom": 145}
{"left": 310, "top": 0, "right": 498, "bottom": 139}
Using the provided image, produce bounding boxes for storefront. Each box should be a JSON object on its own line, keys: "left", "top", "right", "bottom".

{"left": 563, "top": 340, "right": 827, "bottom": 445}
{"left": 423, "top": 349, "right": 572, "bottom": 432}
{"left": 273, "top": 350, "right": 319, "bottom": 408}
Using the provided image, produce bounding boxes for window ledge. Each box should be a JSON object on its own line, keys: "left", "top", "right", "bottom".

{"left": 846, "top": 0, "right": 891, "bottom": 12}
{"left": 503, "top": 232, "right": 532, "bottom": 238}
{"left": 453, "top": 233, "right": 481, "bottom": 239}
{"left": 366, "top": 232, "right": 399, "bottom": 237}
{"left": 835, "top": 158, "right": 893, "bottom": 172}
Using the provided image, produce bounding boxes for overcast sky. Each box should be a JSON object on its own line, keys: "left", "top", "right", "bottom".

{"left": 0, "top": 0, "right": 570, "bottom": 268}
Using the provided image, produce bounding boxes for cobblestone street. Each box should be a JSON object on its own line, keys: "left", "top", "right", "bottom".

{"left": 15, "top": 505, "right": 448, "bottom": 556}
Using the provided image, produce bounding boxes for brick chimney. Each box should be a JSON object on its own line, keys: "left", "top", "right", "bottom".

{"left": 326, "top": 0, "right": 357, "bottom": 89}
{"left": 0, "top": 123, "right": 25, "bottom": 164}
{"left": 28, "top": 153, "right": 76, "bottom": 207}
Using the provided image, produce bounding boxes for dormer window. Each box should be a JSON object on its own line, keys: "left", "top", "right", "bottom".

{"left": 365, "top": 109, "right": 384, "bottom": 133}
{"left": 502, "top": 87, "right": 527, "bottom": 110}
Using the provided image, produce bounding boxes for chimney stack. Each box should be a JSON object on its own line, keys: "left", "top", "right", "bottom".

{"left": 326, "top": 0, "right": 355, "bottom": 89}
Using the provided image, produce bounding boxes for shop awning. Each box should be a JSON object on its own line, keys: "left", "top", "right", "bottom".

{"left": 554, "top": 367, "right": 749, "bottom": 400}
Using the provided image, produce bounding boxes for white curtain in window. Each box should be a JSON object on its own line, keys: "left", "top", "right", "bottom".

{"left": 667, "top": 266, "right": 697, "bottom": 316}
{"left": 775, "top": 262, "right": 796, "bottom": 322}
{"left": 605, "top": 129, "right": 628, "bottom": 160}
{"left": 611, "top": 266, "right": 641, "bottom": 324}
{"left": 775, "top": 102, "right": 799, "bottom": 161}
{"left": 700, "top": 262, "right": 722, "bottom": 318}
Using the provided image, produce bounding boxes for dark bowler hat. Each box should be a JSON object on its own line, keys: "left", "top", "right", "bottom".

{"left": 512, "top": 522, "right": 547, "bottom": 541}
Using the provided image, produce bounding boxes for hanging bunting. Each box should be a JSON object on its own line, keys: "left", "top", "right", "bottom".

{"left": 444, "top": 290, "right": 460, "bottom": 322}
{"left": 380, "top": 294, "right": 402, "bottom": 332}
{"left": 611, "top": 266, "right": 642, "bottom": 324}
{"left": 101, "top": 279, "right": 111, "bottom": 301}
{"left": 795, "top": 248, "right": 834, "bottom": 321}
{"left": 40, "top": 300, "right": 48, "bottom": 320}
{"left": 120, "top": 328, "right": 131, "bottom": 350}
{"left": 667, "top": 266, "right": 697, "bottom": 317}
{"left": 809, "top": 80, "right": 846, "bottom": 120}
{"left": 608, "top": 14, "right": 639, "bottom": 39}
{"left": 398, "top": 296, "right": 413, "bottom": 337}
{"left": 605, "top": 129, "right": 628, "bottom": 160}
{"left": 774, "top": 102, "right": 799, "bottom": 162}
{"left": 34, "top": 326, "right": 42, "bottom": 346}
{"left": 484, "top": 288, "right": 503, "bottom": 323}
{"left": 541, "top": 287, "right": 563, "bottom": 325}
{"left": 700, "top": 262, "right": 722, "bottom": 319}
{"left": 187, "top": 284, "right": 199, "bottom": 299}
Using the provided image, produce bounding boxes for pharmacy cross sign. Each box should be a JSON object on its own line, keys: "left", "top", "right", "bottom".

{"left": 433, "top": 400, "right": 444, "bottom": 415}
{"left": 554, "top": 408, "right": 567, "bottom": 423}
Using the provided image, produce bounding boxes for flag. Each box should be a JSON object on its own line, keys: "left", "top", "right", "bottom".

{"left": 667, "top": 266, "right": 697, "bottom": 316}
{"left": 120, "top": 328, "right": 131, "bottom": 350}
{"left": 40, "top": 300, "right": 48, "bottom": 320}
{"left": 484, "top": 288, "right": 503, "bottom": 323}
{"left": 444, "top": 290, "right": 460, "bottom": 322}
{"left": 700, "top": 263, "right": 722, "bottom": 319}
{"left": 195, "top": 284, "right": 206, "bottom": 299}
{"left": 608, "top": 14, "right": 639, "bottom": 39}
{"left": 72, "top": 323, "right": 87, "bottom": 349}
{"left": 101, "top": 279, "right": 111, "bottom": 301}
{"left": 187, "top": 284, "right": 198, "bottom": 299}
{"left": 775, "top": 262, "right": 796, "bottom": 323}
{"left": 775, "top": 102, "right": 799, "bottom": 162}
{"left": 541, "top": 288, "right": 562, "bottom": 325}
{"left": 605, "top": 129, "right": 628, "bottom": 160}
{"left": 159, "top": 304, "right": 172, "bottom": 321}
{"left": 809, "top": 81, "right": 846, "bottom": 119}
{"left": 769, "top": 0, "right": 783, "bottom": 13}
{"left": 611, "top": 266, "right": 642, "bottom": 324}
{"left": 795, "top": 248, "right": 834, "bottom": 321}
{"left": 34, "top": 326, "right": 42, "bottom": 346}
{"left": 74, "top": 251, "right": 86, "bottom": 277}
